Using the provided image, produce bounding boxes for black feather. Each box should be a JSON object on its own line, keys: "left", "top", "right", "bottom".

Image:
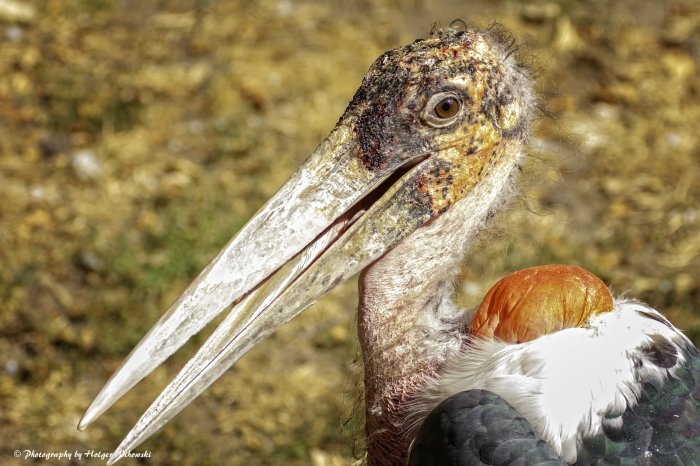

{"left": 408, "top": 389, "right": 566, "bottom": 466}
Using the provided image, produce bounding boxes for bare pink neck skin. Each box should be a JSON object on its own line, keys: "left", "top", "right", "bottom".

{"left": 357, "top": 223, "right": 469, "bottom": 466}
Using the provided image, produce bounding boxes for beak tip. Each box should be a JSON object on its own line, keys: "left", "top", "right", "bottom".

{"left": 78, "top": 396, "right": 109, "bottom": 431}
{"left": 77, "top": 409, "right": 95, "bottom": 431}
{"left": 79, "top": 370, "right": 141, "bottom": 433}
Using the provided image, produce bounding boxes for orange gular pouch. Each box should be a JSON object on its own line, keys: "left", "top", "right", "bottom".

{"left": 470, "top": 264, "right": 614, "bottom": 344}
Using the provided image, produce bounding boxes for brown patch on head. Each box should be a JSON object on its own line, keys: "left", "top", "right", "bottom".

{"left": 470, "top": 264, "right": 614, "bottom": 343}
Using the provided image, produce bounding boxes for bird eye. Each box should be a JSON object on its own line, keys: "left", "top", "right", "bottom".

{"left": 434, "top": 97, "right": 460, "bottom": 119}
{"left": 422, "top": 93, "right": 463, "bottom": 128}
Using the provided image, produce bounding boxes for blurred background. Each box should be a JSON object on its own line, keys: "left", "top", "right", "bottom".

{"left": 1, "top": 0, "right": 698, "bottom": 464}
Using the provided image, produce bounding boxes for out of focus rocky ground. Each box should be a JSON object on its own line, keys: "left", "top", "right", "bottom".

{"left": 1, "top": 0, "right": 698, "bottom": 464}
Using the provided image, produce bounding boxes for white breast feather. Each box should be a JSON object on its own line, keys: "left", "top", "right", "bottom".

{"left": 412, "top": 298, "right": 692, "bottom": 464}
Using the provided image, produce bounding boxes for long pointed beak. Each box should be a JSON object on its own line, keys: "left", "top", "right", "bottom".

{"left": 81, "top": 111, "right": 443, "bottom": 457}
{"left": 103, "top": 148, "right": 444, "bottom": 463}
{"left": 80, "top": 119, "right": 391, "bottom": 430}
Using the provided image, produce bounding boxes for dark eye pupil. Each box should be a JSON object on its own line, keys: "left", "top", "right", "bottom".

{"left": 434, "top": 97, "right": 460, "bottom": 119}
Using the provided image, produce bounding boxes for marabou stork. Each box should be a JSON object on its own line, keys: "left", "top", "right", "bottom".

{"left": 79, "top": 27, "right": 700, "bottom": 465}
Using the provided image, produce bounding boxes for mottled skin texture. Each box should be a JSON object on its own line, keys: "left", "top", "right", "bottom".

{"left": 344, "top": 28, "right": 530, "bottom": 216}
{"left": 85, "top": 24, "right": 700, "bottom": 466}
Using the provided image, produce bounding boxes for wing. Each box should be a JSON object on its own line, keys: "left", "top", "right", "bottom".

{"left": 409, "top": 346, "right": 700, "bottom": 466}
{"left": 408, "top": 389, "right": 567, "bottom": 466}
{"left": 576, "top": 342, "right": 700, "bottom": 465}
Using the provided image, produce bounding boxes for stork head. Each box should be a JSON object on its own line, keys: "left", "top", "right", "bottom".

{"left": 80, "top": 27, "right": 535, "bottom": 463}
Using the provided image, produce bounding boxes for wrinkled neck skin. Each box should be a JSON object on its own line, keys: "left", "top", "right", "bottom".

{"left": 357, "top": 148, "right": 522, "bottom": 466}
{"left": 359, "top": 238, "right": 464, "bottom": 466}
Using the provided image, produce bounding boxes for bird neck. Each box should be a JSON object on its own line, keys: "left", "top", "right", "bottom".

{"left": 358, "top": 239, "right": 466, "bottom": 466}
{"left": 357, "top": 146, "right": 522, "bottom": 465}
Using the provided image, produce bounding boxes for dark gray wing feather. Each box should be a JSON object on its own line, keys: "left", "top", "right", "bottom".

{"left": 408, "top": 389, "right": 566, "bottom": 466}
